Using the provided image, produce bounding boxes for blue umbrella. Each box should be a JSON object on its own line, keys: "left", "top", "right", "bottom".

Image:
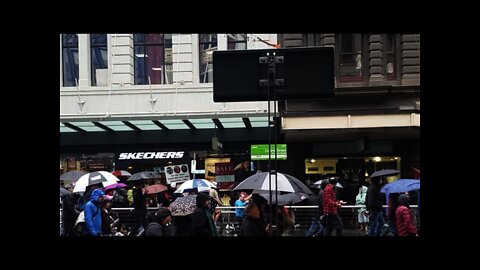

{"left": 381, "top": 179, "right": 420, "bottom": 203}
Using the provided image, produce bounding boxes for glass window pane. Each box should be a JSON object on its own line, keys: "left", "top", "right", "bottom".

{"left": 189, "top": 119, "right": 214, "bottom": 129}
{"left": 338, "top": 34, "right": 362, "bottom": 80}
{"left": 147, "top": 45, "right": 163, "bottom": 84}
{"left": 98, "top": 121, "right": 134, "bottom": 131}
{"left": 146, "top": 34, "right": 162, "bottom": 44}
{"left": 135, "top": 46, "right": 146, "bottom": 85}
{"left": 62, "top": 34, "right": 79, "bottom": 87}
{"left": 91, "top": 34, "right": 108, "bottom": 86}
{"left": 161, "top": 119, "right": 188, "bottom": 129}
{"left": 199, "top": 34, "right": 217, "bottom": 83}
{"left": 134, "top": 34, "right": 145, "bottom": 43}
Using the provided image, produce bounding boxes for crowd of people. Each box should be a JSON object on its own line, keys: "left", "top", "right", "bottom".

{"left": 60, "top": 168, "right": 419, "bottom": 237}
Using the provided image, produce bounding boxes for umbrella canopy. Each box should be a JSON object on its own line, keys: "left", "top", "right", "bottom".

{"left": 103, "top": 182, "right": 127, "bottom": 191}
{"left": 233, "top": 172, "right": 313, "bottom": 195}
{"left": 370, "top": 169, "right": 399, "bottom": 178}
{"left": 60, "top": 187, "right": 69, "bottom": 197}
{"left": 313, "top": 179, "right": 343, "bottom": 188}
{"left": 169, "top": 195, "right": 197, "bottom": 216}
{"left": 60, "top": 171, "right": 87, "bottom": 182}
{"left": 145, "top": 184, "right": 168, "bottom": 194}
{"left": 73, "top": 171, "right": 119, "bottom": 193}
{"left": 174, "top": 179, "right": 216, "bottom": 194}
{"left": 111, "top": 170, "right": 132, "bottom": 177}
{"left": 127, "top": 171, "right": 161, "bottom": 181}
{"left": 380, "top": 179, "right": 420, "bottom": 194}
{"left": 256, "top": 191, "right": 309, "bottom": 206}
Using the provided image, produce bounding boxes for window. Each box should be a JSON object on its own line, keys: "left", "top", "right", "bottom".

{"left": 227, "top": 34, "right": 247, "bottom": 50}
{"left": 62, "top": 34, "right": 79, "bottom": 87}
{"left": 304, "top": 34, "right": 322, "bottom": 47}
{"left": 337, "top": 34, "right": 364, "bottom": 82}
{"left": 90, "top": 34, "right": 108, "bottom": 86}
{"left": 134, "top": 34, "right": 173, "bottom": 85}
{"left": 385, "top": 34, "right": 397, "bottom": 80}
{"left": 199, "top": 34, "right": 218, "bottom": 83}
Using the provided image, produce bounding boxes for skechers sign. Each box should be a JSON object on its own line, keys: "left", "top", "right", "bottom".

{"left": 118, "top": 152, "right": 184, "bottom": 160}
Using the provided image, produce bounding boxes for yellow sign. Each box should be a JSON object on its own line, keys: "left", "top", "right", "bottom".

{"left": 305, "top": 159, "right": 337, "bottom": 174}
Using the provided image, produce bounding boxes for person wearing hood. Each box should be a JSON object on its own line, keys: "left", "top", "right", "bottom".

{"left": 395, "top": 194, "right": 418, "bottom": 237}
{"left": 355, "top": 185, "right": 369, "bottom": 233}
{"left": 192, "top": 192, "right": 217, "bottom": 236}
{"left": 84, "top": 188, "right": 105, "bottom": 236}
{"left": 144, "top": 207, "right": 172, "bottom": 236}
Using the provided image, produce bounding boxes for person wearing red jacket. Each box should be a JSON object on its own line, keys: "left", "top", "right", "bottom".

{"left": 322, "top": 178, "right": 346, "bottom": 236}
{"left": 395, "top": 194, "right": 418, "bottom": 237}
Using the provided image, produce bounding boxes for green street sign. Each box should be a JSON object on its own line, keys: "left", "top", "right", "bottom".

{"left": 251, "top": 144, "right": 287, "bottom": 160}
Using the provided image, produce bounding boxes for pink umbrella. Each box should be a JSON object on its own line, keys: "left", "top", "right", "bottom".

{"left": 145, "top": 184, "right": 168, "bottom": 194}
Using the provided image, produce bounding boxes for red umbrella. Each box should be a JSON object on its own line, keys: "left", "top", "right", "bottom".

{"left": 111, "top": 170, "right": 132, "bottom": 177}
{"left": 145, "top": 184, "right": 168, "bottom": 194}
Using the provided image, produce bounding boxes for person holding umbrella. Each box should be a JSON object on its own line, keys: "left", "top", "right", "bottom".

{"left": 395, "top": 194, "right": 418, "bottom": 236}
{"left": 61, "top": 184, "right": 80, "bottom": 237}
{"left": 366, "top": 177, "right": 386, "bottom": 236}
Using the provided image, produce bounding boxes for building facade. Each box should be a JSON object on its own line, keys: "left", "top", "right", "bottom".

{"left": 60, "top": 33, "right": 420, "bottom": 202}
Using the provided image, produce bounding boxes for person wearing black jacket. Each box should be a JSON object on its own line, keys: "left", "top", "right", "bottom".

{"left": 238, "top": 201, "right": 269, "bottom": 237}
{"left": 192, "top": 193, "right": 217, "bottom": 236}
{"left": 144, "top": 208, "right": 172, "bottom": 236}
{"left": 61, "top": 184, "right": 80, "bottom": 237}
{"left": 365, "top": 177, "right": 386, "bottom": 236}
{"left": 130, "top": 184, "right": 147, "bottom": 236}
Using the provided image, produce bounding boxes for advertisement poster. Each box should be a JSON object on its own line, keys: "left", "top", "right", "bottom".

{"left": 215, "top": 162, "right": 234, "bottom": 189}
{"left": 165, "top": 164, "right": 190, "bottom": 184}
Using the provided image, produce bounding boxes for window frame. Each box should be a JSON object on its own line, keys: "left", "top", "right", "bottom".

{"left": 199, "top": 34, "right": 218, "bottom": 83}
{"left": 133, "top": 34, "right": 172, "bottom": 85}
{"left": 62, "top": 34, "right": 79, "bottom": 87}
{"left": 335, "top": 34, "right": 368, "bottom": 82}
{"left": 90, "top": 34, "right": 108, "bottom": 86}
{"left": 383, "top": 34, "right": 401, "bottom": 80}
{"left": 227, "top": 34, "right": 247, "bottom": 50}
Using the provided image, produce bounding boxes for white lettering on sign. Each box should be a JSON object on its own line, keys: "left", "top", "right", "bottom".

{"left": 118, "top": 151, "right": 185, "bottom": 160}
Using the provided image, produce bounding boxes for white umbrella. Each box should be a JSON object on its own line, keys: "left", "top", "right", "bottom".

{"left": 233, "top": 172, "right": 313, "bottom": 194}
{"left": 73, "top": 171, "right": 119, "bottom": 193}
{"left": 174, "top": 179, "right": 216, "bottom": 194}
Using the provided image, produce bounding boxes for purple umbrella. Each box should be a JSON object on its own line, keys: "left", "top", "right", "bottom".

{"left": 103, "top": 182, "right": 127, "bottom": 191}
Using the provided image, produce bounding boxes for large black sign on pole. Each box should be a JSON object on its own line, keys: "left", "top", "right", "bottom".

{"left": 213, "top": 47, "right": 335, "bottom": 236}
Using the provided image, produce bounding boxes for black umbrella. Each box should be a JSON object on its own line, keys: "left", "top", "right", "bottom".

{"left": 60, "top": 171, "right": 87, "bottom": 182}
{"left": 233, "top": 172, "right": 312, "bottom": 194}
{"left": 127, "top": 171, "right": 161, "bottom": 181}
{"left": 60, "top": 187, "right": 69, "bottom": 197}
{"left": 370, "top": 169, "right": 399, "bottom": 178}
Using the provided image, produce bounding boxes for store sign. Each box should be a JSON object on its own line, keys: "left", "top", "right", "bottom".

{"left": 251, "top": 144, "right": 287, "bottom": 160}
{"left": 118, "top": 151, "right": 184, "bottom": 160}
{"left": 165, "top": 164, "right": 190, "bottom": 184}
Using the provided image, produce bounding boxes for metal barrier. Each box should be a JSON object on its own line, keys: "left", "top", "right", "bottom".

{"left": 107, "top": 205, "right": 419, "bottom": 237}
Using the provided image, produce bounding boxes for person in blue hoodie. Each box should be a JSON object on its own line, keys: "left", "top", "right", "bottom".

{"left": 84, "top": 189, "right": 105, "bottom": 236}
